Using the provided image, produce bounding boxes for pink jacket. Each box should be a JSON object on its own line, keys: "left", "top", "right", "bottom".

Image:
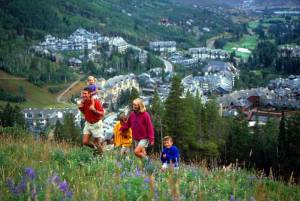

{"left": 120, "top": 111, "right": 154, "bottom": 144}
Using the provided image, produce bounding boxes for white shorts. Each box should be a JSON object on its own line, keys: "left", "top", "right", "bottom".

{"left": 83, "top": 120, "right": 104, "bottom": 139}
{"left": 134, "top": 139, "right": 149, "bottom": 148}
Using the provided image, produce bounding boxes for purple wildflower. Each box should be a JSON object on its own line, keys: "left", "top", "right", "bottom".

{"left": 17, "top": 176, "right": 27, "bottom": 193}
{"left": 144, "top": 177, "right": 151, "bottom": 183}
{"left": 229, "top": 195, "right": 235, "bottom": 201}
{"left": 58, "top": 180, "right": 73, "bottom": 199}
{"left": 59, "top": 181, "right": 69, "bottom": 193}
{"left": 6, "top": 178, "right": 19, "bottom": 196}
{"left": 49, "top": 174, "right": 62, "bottom": 185}
{"left": 24, "top": 167, "right": 36, "bottom": 180}
{"left": 66, "top": 190, "right": 73, "bottom": 198}
{"left": 135, "top": 168, "right": 142, "bottom": 177}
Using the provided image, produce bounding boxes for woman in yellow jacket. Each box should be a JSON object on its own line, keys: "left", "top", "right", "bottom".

{"left": 113, "top": 113, "right": 132, "bottom": 154}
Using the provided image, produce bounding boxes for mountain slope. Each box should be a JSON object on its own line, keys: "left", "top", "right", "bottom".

{"left": 0, "top": 0, "right": 234, "bottom": 46}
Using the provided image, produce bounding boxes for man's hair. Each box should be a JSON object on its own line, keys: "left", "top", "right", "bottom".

{"left": 163, "top": 136, "right": 173, "bottom": 142}
{"left": 83, "top": 86, "right": 93, "bottom": 93}
{"left": 133, "top": 98, "right": 146, "bottom": 112}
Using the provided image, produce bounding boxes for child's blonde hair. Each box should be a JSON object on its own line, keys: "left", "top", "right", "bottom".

{"left": 133, "top": 98, "right": 146, "bottom": 112}
{"left": 119, "top": 112, "right": 127, "bottom": 122}
{"left": 87, "top": 75, "right": 97, "bottom": 84}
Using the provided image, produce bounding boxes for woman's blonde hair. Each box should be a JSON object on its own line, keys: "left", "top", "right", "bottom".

{"left": 133, "top": 98, "right": 146, "bottom": 112}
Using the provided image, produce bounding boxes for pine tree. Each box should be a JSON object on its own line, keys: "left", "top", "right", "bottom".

{"left": 163, "top": 75, "right": 183, "bottom": 145}
{"left": 62, "top": 113, "right": 81, "bottom": 144}
{"left": 54, "top": 120, "right": 63, "bottom": 142}
{"left": 225, "top": 113, "right": 251, "bottom": 164}
{"left": 149, "top": 90, "right": 164, "bottom": 152}
{"left": 285, "top": 113, "right": 300, "bottom": 181}
{"left": 179, "top": 90, "right": 197, "bottom": 158}
{"left": 129, "top": 87, "right": 140, "bottom": 106}
{"left": 194, "top": 90, "right": 204, "bottom": 143}
{"left": 278, "top": 111, "right": 287, "bottom": 175}
{"left": 261, "top": 118, "right": 279, "bottom": 174}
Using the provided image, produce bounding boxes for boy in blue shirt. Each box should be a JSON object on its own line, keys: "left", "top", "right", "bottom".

{"left": 160, "top": 136, "right": 180, "bottom": 171}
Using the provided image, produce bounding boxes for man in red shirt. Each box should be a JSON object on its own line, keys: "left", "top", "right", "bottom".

{"left": 78, "top": 87, "right": 105, "bottom": 152}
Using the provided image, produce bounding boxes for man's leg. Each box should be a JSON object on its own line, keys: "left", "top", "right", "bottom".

{"left": 83, "top": 134, "right": 96, "bottom": 149}
{"left": 93, "top": 137, "right": 103, "bottom": 153}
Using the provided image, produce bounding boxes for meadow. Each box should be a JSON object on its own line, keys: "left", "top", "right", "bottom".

{"left": 0, "top": 70, "right": 75, "bottom": 109}
{"left": 0, "top": 131, "right": 299, "bottom": 201}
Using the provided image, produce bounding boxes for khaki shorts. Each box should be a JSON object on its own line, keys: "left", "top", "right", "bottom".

{"left": 134, "top": 139, "right": 149, "bottom": 148}
{"left": 83, "top": 120, "right": 104, "bottom": 139}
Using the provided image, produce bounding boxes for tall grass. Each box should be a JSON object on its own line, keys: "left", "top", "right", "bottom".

{"left": 0, "top": 134, "right": 299, "bottom": 200}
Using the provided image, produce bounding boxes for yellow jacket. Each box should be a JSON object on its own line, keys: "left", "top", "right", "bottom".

{"left": 113, "top": 121, "right": 132, "bottom": 147}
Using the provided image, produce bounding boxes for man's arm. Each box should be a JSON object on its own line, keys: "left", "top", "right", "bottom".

{"left": 92, "top": 100, "right": 104, "bottom": 117}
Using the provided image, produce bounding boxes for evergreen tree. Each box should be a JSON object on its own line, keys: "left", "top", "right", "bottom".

{"left": 261, "top": 118, "right": 279, "bottom": 174}
{"left": 149, "top": 90, "right": 164, "bottom": 152}
{"left": 225, "top": 113, "right": 251, "bottom": 164}
{"left": 285, "top": 113, "right": 300, "bottom": 181}
{"left": 129, "top": 87, "right": 140, "bottom": 106}
{"left": 179, "top": 90, "right": 197, "bottom": 158}
{"left": 0, "top": 103, "right": 25, "bottom": 127}
{"left": 62, "top": 113, "right": 81, "bottom": 144}
{"left": 54, "top": 120, "right": 63, "bottom": 142}
{"left": 278, "top": 111, "right": 287, "bottom": 175}
{"left": 163, "top": 75, "right": 183, "bottom": 146}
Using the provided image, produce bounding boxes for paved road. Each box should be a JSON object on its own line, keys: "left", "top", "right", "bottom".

{"left": 161, "top": 58, "right": 173, "bottom": 73}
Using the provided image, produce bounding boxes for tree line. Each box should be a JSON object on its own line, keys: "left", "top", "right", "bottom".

{"left": 149, "top": 76, "right": 300, "bottom": 182}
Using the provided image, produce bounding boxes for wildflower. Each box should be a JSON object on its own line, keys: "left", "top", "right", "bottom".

{"left": 49, "top": 174, "right": 62, "bottom": 185}
{"left": 6, "top": 178, "right": 19, "bottom": 196}
{"left": 24, "top": 167, "right": 36, "bottom": 180}
{"left": 229, "top": 195, "right": 235, "bottom": 201}
{"left": 144, "top": 177, "right": 151, "bottom": 183}
{"left": 59, "top": 181, "right": 69, "bottom": 193}
{"left": 17, "top": 176, "right": 27, "bottom": 193}
{"left": 135, "top": 168, "right": 142, "bottom": 177}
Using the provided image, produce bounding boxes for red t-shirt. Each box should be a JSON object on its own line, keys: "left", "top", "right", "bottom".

{"left": 79, "top": 99, "right": 104, "bottom": 123}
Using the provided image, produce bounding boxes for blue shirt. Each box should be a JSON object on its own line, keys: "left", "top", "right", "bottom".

{"left": 160, "top": 145, "right": 180, "bottom": 166}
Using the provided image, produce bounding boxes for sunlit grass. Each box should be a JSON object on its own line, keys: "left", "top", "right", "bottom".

{"left": 0, "top": 133, "right": 299, "bottom": 200}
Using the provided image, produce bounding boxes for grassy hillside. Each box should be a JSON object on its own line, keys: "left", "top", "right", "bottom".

{"left": 0, "top": 70, "right": 72, "bottom": 108}
{"left": 0, "top": 133, "right": 299, "bottom": 200}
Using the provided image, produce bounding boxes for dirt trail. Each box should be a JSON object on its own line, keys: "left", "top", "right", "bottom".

{"left": 56, "top": 78, "right": 82, "bottom": 104}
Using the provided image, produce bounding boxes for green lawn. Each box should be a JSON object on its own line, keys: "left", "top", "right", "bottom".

{"left": 223, "top": 35, "right": 258, "bottom": 59}
{"left": 248, "top": 20, "right": 259, "bottom": 29}
{"left": 0, "top": 71, "right": 72, "bottom": 109}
